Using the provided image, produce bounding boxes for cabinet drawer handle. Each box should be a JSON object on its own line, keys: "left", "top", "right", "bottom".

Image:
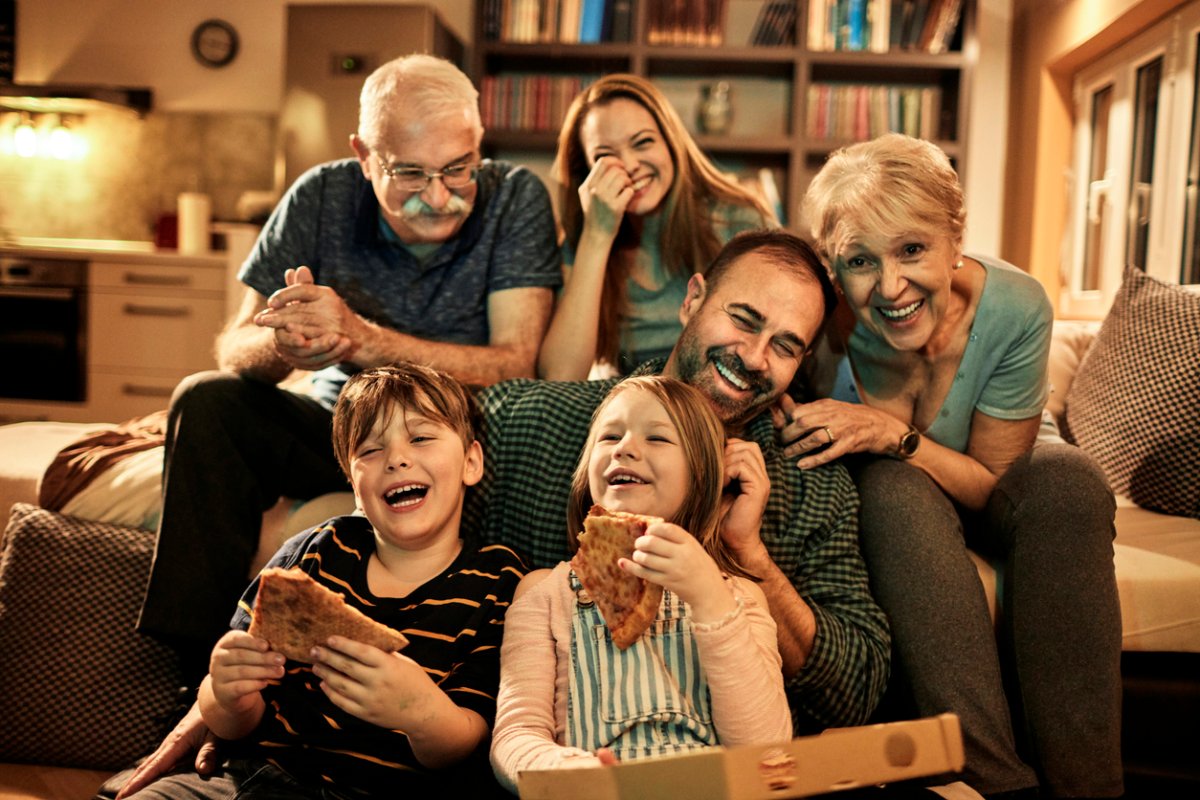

{"left": 123, "top": 272, "right": 190, "bottom": 287}
{"left": 121, "top": 384, "right": 175, "bottom": 398}
{"left": 123, "top": 303, "right": 191, "bottom": 318}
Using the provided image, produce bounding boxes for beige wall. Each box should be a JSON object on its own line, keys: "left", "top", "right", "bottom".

{"left": 12, "top": 1, "right": 465, "bottom": 113}
{"left": 1003, "top": 0, "right": 1188, "bottom": 310}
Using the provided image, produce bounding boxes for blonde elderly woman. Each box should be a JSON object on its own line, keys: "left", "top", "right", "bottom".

{"left": 782, "top": 134, "right": 1121, "bottom": 800}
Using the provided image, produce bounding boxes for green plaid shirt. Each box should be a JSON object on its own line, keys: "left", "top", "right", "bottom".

{"left": 464, "top": 361, "right": 890, "bottom": 731}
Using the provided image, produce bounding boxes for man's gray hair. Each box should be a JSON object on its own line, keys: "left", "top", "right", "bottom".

{"left": 357, "top": 54, "right": 482, "bottom": 150}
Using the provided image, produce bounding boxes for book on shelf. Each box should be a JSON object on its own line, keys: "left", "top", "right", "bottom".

{"left": 806, "top": 82, "right": 943, "bottom": 141}
{"left": 750, "top": 0, "right": 796, "bottom": 46}
{"left": 646, "top": 0, "right": 728, "bottom": 46}
{"left": 481, "top": 74, "right": 598, "bottom": 133}
{"left": 805, "top": 1, "right": 962, "bottom": 53}
{"left": 483, "top": 0, "right": 638, "bottom": 44}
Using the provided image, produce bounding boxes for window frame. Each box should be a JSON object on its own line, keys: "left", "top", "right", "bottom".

{"left": 1066, "top": 2, "right": 1200, "bottom": 318}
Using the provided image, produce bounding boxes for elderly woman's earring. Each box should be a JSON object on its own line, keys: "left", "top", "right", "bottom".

{"left": 953, "top": 260, "right": 964, "bottom": 270}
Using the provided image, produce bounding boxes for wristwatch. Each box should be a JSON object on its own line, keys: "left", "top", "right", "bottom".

{"left": 896, "top": 424, "right": 920, "bottom": 459}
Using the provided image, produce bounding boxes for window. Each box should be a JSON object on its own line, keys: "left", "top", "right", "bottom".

{"left": 1067, "top": 2, "right": 1200, "bottom": 317}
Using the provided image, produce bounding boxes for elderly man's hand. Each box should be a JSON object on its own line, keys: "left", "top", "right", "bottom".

{"left": 115, "top": 703, "right": 222, "bottom": 799}
{"left": 254, "top": 266, "right": 357, "bottom": 370}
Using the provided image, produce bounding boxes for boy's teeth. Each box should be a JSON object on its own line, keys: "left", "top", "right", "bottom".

{"left": 385, "top": 485, "right": 427, "bottom": 506}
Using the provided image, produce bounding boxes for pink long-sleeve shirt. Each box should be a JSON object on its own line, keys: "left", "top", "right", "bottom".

{"left": 490, "top": 561, "right": 793, "bottom": 793}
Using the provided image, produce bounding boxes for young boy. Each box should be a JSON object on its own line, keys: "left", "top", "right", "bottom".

{"left": 127, "top": 363, "right": 526, "bottom": 798}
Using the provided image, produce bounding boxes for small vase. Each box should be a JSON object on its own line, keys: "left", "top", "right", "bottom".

{"left": 698, "top": 81, "right": 733, "bottom": 135}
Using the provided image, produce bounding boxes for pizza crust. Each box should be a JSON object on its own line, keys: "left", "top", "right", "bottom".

{"left": 247, "top": 567, "right": 409, "bottom": 663}
{"left": 570, "top": 504, "right": 664, "bottom": 649}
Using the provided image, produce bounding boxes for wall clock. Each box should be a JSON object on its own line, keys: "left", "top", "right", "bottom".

{"left": 191, "top": 19, "right": 239, "bottom": 68}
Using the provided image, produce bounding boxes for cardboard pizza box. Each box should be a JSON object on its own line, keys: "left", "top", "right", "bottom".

{"left": 517, "top": 713, "right": 965, "bottom": 800}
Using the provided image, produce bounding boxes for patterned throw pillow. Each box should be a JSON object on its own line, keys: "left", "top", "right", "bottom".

{"left": 1063, "top": 268, "right": 1200, "bottom": 518}
{"left": 0, "top": 503, "right": 186, "bottom": 770}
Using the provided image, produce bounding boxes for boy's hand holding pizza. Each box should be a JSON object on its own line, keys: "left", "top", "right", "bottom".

{"left": 200, "top": 630, "right": 285, "bottom": 740}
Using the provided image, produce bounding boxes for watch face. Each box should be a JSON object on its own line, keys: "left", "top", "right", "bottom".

{"left": 191, "top": 19, "right": 239, "bottom": 68}
{"left": 899, "top": 427, "right": 920, "bottom": 458}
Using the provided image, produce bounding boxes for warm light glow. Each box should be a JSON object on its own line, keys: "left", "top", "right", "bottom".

{"left": 13, "top": 120, "right": 37, "bottom": 157}
{"left": 1, "top": 112, "right": 89, "bottom": 160}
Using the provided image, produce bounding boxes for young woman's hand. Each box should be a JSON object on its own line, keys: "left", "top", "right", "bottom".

{"left": 719, "top": 438, "right": 770, "bottom": 561}
{"left": 621, "top": 521, "right": 736, "bottom": 624}
{"left": 207, "top": 630, "right": 284, "bottom": 715}
{"left": 578, "top": 156, "right": 634, "bottom": 238}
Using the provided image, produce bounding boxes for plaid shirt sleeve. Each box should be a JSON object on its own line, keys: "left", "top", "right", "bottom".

{"left": 748, "top": 413, "right": 891, "bottom": 731}
{"left": 467, "top": 365, "right": 890, "bottom": 730}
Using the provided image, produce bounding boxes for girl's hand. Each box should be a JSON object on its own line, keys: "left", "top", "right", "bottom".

{"left": 578, "top": 156, "right": 634, "bottom": 237}
{"left": 621, "top": 522, "right": 736, "bottom": 623}
{"left": 719, "top": 438, "right": 770, "bottom": 561}
{"left": 208, "top": 630, "right": 284, "bottom": 715}
{"left": 311, "top": 636, "right": 439, "bottom": 731}
{"left": 775, "top": 394, "right": 903, "bottom": 468}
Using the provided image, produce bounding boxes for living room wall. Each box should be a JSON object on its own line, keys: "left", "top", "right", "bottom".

{"left": 1003, "top": 0, "right": 1190, "bottom": 311}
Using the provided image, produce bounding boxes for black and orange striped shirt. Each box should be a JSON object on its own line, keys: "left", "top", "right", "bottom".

{"left": 227, "top": 515, "right": 526, "bottom": 795}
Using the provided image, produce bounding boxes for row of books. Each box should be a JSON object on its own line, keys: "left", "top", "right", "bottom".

{"left": 807, "top": 0, "right": 964, "bottom": 54}
{"left": 806, "top": 83, "right": 945, "bottom": 141}
{"left": 480, "top": 74, "right": 597, "bottom": 132}
{"left": 645, "top": 0, "right": 727, "bottom": 46}
{"left": 483, "top": 0, "right": 634, "bottom": 43}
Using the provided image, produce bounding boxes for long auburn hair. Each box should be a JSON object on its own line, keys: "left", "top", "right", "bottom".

{"left": 566, "top": 376, "right": 755, "bottom": 580}
{"left": 552, "top": 74, "right": 774, "bottom": 366}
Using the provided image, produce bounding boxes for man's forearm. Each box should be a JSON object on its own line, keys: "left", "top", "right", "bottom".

{"left": 216, "top": 323, "right": 292, "bottom": 383}
{"left": 737, "top": 544, "right": 816, "bottom": 678}
{"left": 354, "top": 321, "right": 538, "bottom": 386}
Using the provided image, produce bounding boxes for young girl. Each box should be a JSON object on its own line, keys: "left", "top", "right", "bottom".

{"left": 489, "top": 376, "right": 791, "bottom": 790}
{"left": 538, "top": 74, "right": 775, "bottom": 380}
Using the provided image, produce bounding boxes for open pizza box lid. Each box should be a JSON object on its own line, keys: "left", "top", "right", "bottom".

{"left": 517, "top": 713, "right": 965, "bottom": 800}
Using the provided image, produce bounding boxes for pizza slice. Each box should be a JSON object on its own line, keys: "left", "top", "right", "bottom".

{"left": 569, "top": 504, "right": 664, "bottom": 649}
{"left": 247, "top": 567, "right": 409, "bottom": 663}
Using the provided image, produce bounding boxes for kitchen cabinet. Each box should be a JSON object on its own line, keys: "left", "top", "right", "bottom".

{"left": 87, "top": 261, "right": 226, "bottom": 421}
{"left": 0, "top": 244, "right": 230, "bottom": 424}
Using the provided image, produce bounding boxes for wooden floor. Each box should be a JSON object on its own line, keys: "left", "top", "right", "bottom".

{"left": 0, "top": 764, "right": 113, "bottom": 800}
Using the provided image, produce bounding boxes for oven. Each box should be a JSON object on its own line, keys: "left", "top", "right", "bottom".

{"left": 0, "top": 256, "right": 88, "bottom": 402}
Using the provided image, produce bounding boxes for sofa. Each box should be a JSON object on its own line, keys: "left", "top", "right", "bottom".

{"left": 1, "top": 270, "right": 1197, "bottom": 798}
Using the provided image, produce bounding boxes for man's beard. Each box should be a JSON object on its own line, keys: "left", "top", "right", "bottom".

{"left": 671, "top": 334, "right": 775, "bottom": 429}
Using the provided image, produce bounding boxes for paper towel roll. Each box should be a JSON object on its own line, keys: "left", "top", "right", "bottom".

{"left": 178, "top": 192, "right": 211, "bottom": 254}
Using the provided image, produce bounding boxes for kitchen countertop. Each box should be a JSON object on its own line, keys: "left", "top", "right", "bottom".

{"left": 0, "top": 237, "right": 229, "bottom": 268}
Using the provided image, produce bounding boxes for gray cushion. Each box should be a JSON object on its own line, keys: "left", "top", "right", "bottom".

{"left": 1063, "top": 268, "right": 1200, "bottom": 518}
{"left": 0, "top": 503, "right": 184, "bottom": 769}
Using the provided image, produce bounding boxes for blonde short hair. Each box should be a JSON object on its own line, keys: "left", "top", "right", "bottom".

{"left": 357, "top": 54, "right": 482, "bottom": 150}
{"left": 803, "top": 133, "right": 965, "bottom": 265}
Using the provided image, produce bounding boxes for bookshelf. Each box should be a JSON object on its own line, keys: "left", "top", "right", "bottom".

{"left": 471, "top": 0, "right": 975, "bottom": 228}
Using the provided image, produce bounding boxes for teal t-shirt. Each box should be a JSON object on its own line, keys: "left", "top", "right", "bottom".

{"left": 562, "top": 199, "right": 769, "bottom": 372}
{"left": 831, "top": 255, "right": 1053, "bottom": 453}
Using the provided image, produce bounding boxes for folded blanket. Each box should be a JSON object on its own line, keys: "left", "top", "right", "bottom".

{"left": 38, "top": 410, "right": 167, "bottom": 518}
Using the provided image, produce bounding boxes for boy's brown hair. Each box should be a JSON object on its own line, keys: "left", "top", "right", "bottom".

{"left": 331, "top": 363, "right": 480, "bottom": 479}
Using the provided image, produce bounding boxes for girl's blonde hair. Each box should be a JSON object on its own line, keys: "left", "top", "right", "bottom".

{"left": 803, "top": 133, "right": 965, "bottom": 266}
{"left": 552, "top": 74, "right": 774, "bottom": 366}
{"left": 566, "top": 376, "right": 754, "bottom": 580}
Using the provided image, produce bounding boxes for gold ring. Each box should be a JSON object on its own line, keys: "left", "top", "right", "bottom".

{"left": 823, "top": 426, "right": 835, "bottom": 444}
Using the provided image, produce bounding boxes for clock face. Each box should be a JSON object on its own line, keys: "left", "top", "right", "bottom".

{"left": 191, "top": 19, "right": 239, "bottom": 68}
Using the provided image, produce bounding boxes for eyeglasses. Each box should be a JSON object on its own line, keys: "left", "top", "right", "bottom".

{"left": 374, "top": 154, "right": 480, "bottom": 192}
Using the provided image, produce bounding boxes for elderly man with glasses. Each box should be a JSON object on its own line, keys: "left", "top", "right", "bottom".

{"left": 135, "top": 54, "right": 560, "bottom": 678}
